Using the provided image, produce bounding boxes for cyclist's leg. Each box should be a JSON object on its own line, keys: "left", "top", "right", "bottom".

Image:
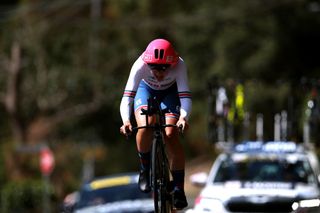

{"left": 164, "top": 117, "right": 184, "bottom": 170}
{"left": 134, "top": 81, "right": 155, "bottom": 192}
{"left": 134, "top": 81, "right": 155, "bottom": 153}
{"left": 160, "top": 83, "right": 185, "bottom": 173}
{"left": 161, "top": 85, "right": 188, "bottom": 209}
{"left": 134, "top": 110, "right": 153, "bottom": 153}
{"left": 165, "top": 117, "right": 186, "bottom": 187}
{"left": 165, "top": 118, "right": 188, "bottom": 209}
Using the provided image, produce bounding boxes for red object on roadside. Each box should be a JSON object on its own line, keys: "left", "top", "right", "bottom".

{"left": 40, "top": 147, "right": 55, "bottom": 176}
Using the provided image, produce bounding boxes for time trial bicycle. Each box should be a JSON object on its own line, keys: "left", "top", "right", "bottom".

{"left": 134, "top": 97, "right": 182, "bottom": 213}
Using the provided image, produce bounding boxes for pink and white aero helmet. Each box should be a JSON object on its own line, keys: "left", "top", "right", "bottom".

{"left": 142, "top": 39, "right": 179, "bottom": 65}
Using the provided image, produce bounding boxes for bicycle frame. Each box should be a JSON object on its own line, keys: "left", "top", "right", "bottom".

{"left": 136, "top": 97, "right": 175, "bottom": 213}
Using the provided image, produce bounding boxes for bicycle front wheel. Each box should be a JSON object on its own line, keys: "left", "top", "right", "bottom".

{"left": 151, "top": 137, "right": 172, "bottom": 213}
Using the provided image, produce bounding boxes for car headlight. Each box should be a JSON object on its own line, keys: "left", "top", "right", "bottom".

{"left": 292, "top": 199, "right": 320, "bottom": 211}
{"left": 194, "top": 196, "right": 227, "bottom": 213}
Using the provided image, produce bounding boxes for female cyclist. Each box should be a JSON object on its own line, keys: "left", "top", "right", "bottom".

{"left": 120, "top": 38, "right": 192, "bottom": 210}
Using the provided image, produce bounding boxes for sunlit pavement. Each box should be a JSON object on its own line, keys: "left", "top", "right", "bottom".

{"left": 181, "top": 183, "right": 202, "bottom": 212}
{"left": 183, "top": 156, "right": 213, "bottom": 212}
{"left": 183, "top": 196, "right": 196, "bottom": 213}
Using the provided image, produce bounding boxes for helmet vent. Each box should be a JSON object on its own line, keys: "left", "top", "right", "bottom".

{"left": 154, "top": 49, "right": 164, "bottom": 59}
{"left": 154, "top": 49, "right": 159, "bottom": 59}
{"left": 159, "top": 49, "right": 164, "bottom": 59}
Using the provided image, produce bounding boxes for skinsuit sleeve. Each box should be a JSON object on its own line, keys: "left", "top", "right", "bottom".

{"left": 175, "top": 58, "right": 192, "bottom": 120}
{"left": 120, "top": 57, "right": 145, "bottom": 123}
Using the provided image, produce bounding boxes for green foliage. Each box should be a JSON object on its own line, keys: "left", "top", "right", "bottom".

{"left": 1, "top": 179, "right": 54, "bottom": 213}
{"left": 0, "top": 148, "right": 5, "bottom": 190}
{"left": 0, "top": 0, "right": 320, "bottom": 211}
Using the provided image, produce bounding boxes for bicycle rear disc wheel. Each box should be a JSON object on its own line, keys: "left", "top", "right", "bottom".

{"left": 151, "top": 138, "right": 172, "bottom": 213}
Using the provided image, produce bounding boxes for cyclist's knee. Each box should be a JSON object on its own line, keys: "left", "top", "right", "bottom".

{"left": 165, "top": 128, "right": 178, "bottom": 139}
{"left": 138, "top": 127, "right": 152, "bottom": 136}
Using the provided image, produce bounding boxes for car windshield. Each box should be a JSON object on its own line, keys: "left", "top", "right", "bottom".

{"left": 213, "top": 156, "right": 316, "bottom": 184}
{"left": 76, "top": 183, "right": 151, "bottom": 208}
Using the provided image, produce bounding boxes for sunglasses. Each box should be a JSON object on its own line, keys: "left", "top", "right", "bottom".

{"left": 148, "top": 63, "right": 171, "bottom": 71}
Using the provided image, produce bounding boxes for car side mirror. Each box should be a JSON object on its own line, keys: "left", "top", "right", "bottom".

{"left": 189, "top": 172, "right": 208, "bottom": 187}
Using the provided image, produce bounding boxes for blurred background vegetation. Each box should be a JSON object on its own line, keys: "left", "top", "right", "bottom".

{"left": 0, "top": 0, "right": 320, "bottom": 212}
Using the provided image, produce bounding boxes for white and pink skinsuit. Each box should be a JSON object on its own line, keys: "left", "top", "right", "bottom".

{"left": 120, "top": 56, "right": 192, "bottom": 123}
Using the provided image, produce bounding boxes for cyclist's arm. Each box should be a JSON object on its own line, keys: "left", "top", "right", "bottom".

{"left": 120, "top": 57, "right": 145, "bottom": 125}
{"left": 175, "top": 58, "right": 192, "bottom": 122}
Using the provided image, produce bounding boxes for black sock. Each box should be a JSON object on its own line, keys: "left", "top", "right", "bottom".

{"left": 138, "top": 152, "right": 150, "bottom": 171}
{"left": 171, "top": 169, "right": 185, "bottom": 191}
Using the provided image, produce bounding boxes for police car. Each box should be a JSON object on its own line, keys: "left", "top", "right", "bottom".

{"left": 74, "top": 173, "right": 154, "bottom": 213}
{"left": 186, "top": 141, "right": 320, "bottom": 213}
